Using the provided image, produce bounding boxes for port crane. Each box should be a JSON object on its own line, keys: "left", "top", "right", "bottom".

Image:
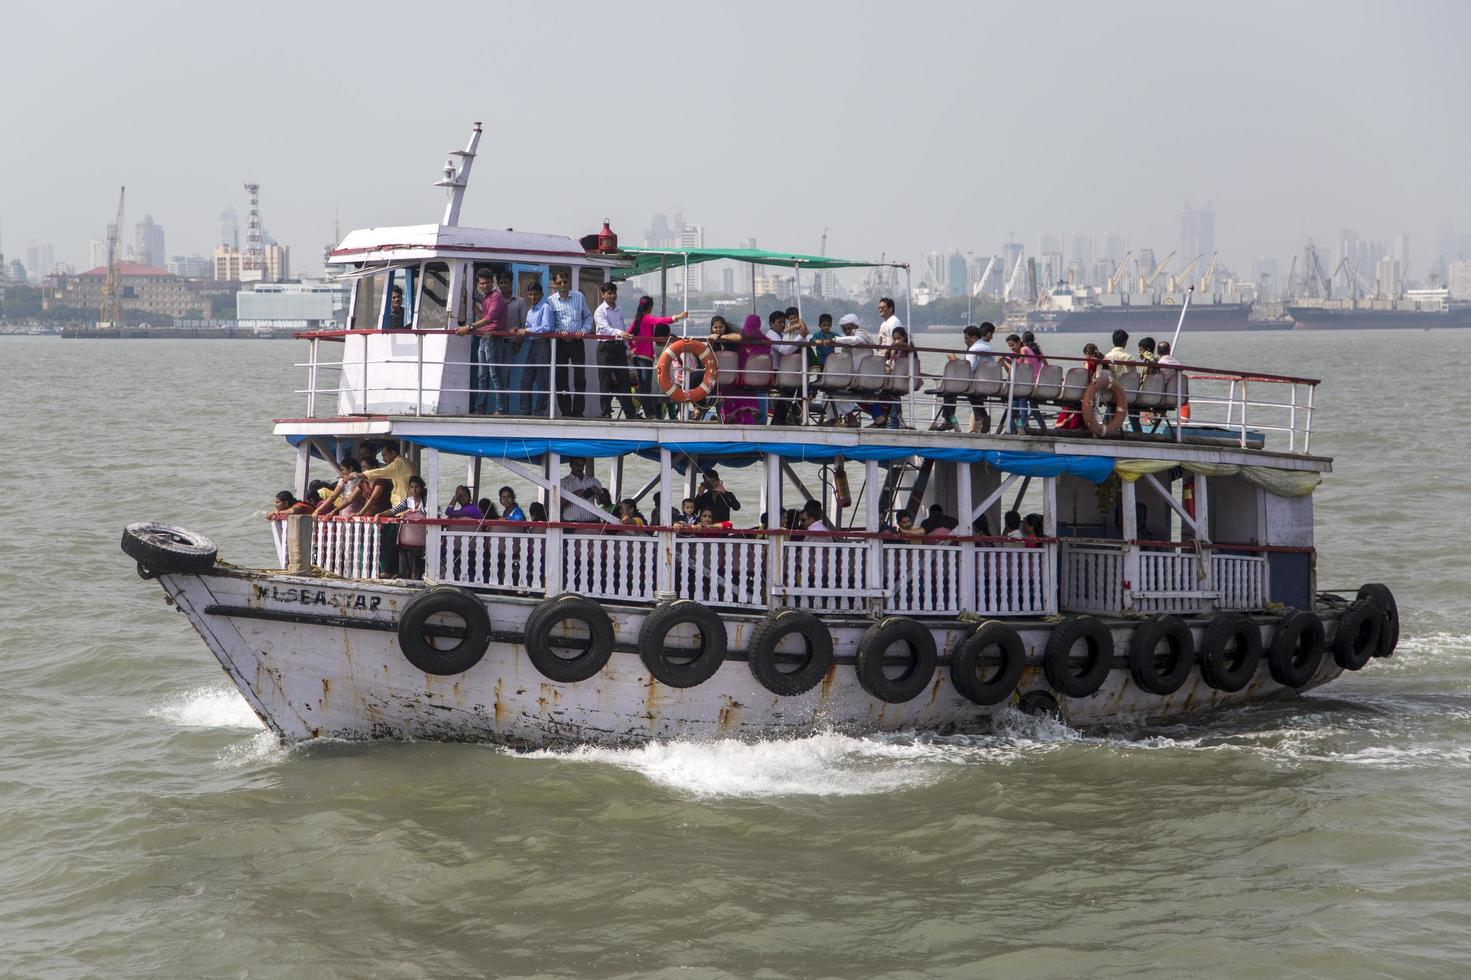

{"left": 1002, "top": 248, "right": 1025, "bottom": 302}
{"left": 972, "top": 254, "right": 998, "bottom": 298}
{"left": 1105, "top": 250, "right": 1133, "bottom": 293}
{"left": 1199, "top": 252, "right": 1220, "bottom": 293}
{"left": 1168, "top": 253, "right": 1204, "bottom": 293}
{"left": 99, "top": 186, "right": 125, "bottom": 329}
{"left": 1142, "top": 250, "right": 1176, "bottom": 293}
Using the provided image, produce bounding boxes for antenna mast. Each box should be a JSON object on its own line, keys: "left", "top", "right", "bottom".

{"left": 243, "top": 182, "right": 264, "bottom": 278}
{"left": 100, "top": 186, "right": 126, "bottom": 328}
{"left": 436, "top": 122, "right": 483, "bottom": 226}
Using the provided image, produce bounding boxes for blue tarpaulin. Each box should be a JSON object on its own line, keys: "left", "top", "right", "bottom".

{"left": 395, "top": 434, "right": 1118, "bottom": 483}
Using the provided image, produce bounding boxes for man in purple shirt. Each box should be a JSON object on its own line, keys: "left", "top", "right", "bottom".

{"left": 457, "top": 269, "right": 507, "bottom": 414}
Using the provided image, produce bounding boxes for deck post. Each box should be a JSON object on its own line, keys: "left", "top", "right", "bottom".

{"left": 864, "top": 460, "right": 883, "bottom": 607}
{"left": 1194, "top": 473, "right": 1213, "bottom": 599}
{"left": 1121, "top": 478, "right": 1139, "bottom": 612}
{"left": 1041, "top": 475, "right": 1058, "bottom": 615}
{"left": 765, "top": 453, "right": 782, "bottom": 603}
{"left": 544, "top": 451, "right": 562, "bottom": 594}
{"left": 294, "top": 442, "right": 310, "bottom": 499}
{"left": 957, "top": 463, "right": 976, "bottom": 612}
{"left": 423, "top": 448, "right": 440, "bottom": 517}
{"left": 657, "top": 448, "right": 674, "bottom": 595}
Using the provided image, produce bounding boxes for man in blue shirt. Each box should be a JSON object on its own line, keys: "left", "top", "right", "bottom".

{"left": 545, "top": 270, "right": 592, "bottom": 418}
{"left": 521, "top": 280, "right": 556, "bottom": 416}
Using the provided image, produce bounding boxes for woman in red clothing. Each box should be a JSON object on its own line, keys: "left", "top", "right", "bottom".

{"left": 628, "top": 295, "right": 688, "bottom": 420}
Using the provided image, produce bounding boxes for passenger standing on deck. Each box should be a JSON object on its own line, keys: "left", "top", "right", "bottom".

{"left": 520, "top": 281, "right": 554, "bottom": 416}
{"left": 497, "top": 271, "right": 529, "bottom": 414}
{"left": 628, "top": 296, "right": 688, "bottom": 421}
{"left": 593, "top": 282, "right": 639, "bottom": 420}
{"left": 764, "top": 309, "right": 806, "bottom": 425}
{"left": 561, "top": 458, "right": 603, "bottom": 522}
{"left": 456, "top": 270, "right": 507, "bottom": 414}
{"left": 721, "top": 315, "right": 768, "bottom": 425}
{"left": 877, "top": 296, "right": 902, "bottom": 347}
{"left": 546, "top": 270, "right": 592, "bottom": 418}
{"left": 884, "top": 326, "right": 917, "bottom": 429}
{"left": 1012, "top": 330, "right": 1047, "bottom": 432}
{"left": 360, "top": 444, "right": 418, "bottom": 573}
{"left": 694, "top": 469, "right": 741, "bottom": 523}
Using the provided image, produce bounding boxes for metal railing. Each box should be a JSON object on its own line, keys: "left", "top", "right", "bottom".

{"left": 288, "top": 329, "right": 1322, "bottom": 455}
{"left": 1060, "top": 539, "right": 1274, "bottom": 615}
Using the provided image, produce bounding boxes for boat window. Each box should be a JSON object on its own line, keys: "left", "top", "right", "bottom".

{"left": 350, "top": 272, "right": 382, "bottom": 330}
{"left": 384, "top": 267, "right": 413, "bottom": 329}
{"left": 418, "top": 262, "right": 450, "bottom": 327}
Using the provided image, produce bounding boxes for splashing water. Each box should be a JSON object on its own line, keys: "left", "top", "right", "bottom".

{"left": 148, "top": 685, "right": 264, "bottom": 730}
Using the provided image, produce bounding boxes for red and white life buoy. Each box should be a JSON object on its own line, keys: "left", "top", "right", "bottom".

{"left": 656, "top": 338, "right": 719, "bottom": 403}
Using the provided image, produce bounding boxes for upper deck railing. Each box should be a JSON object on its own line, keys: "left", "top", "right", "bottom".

{"left": 289, "top": 328, "right": 1321, "bottom": 454}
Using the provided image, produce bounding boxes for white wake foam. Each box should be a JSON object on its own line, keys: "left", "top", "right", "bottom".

{"left": 149, "top": 685, "right": 264, "bottom": 730}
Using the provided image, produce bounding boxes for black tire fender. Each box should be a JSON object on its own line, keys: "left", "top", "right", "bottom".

{"left": 1357, "top": 583, "right": 1399, "bottom": 658}
{"left": 1042, "top": 615, "right": 1114, "bottom": 698}
{"left": 1198, "top": 613, "right": 1263, "bottom": 692}
{"left": 121, "top": 522, "right": 218, "bottom": 576}
{"left": 855, "top": 617, "right": 937, "bottom": 704}
{"left": 397, "top": 587, "right": 491, "bottom": 676}
{"left": 1332, "top": 598, "right": 1382, "bottom": 671}
{"left": 950, "top": 621, "right": 1026, "bottom": 706}
{"left": 638, "top": 600, "right": 727, "bottom": 688}
{"left": 1016, "top": 689, "right": 1062, "bottom": 719}
{"left": 524, "top": 594, "right": 614, "bottom": 683}
{"left": 1128, "top": 615, "right": 1195, "bottom": 696}
{"left": 747, "top": 610, "right": 833, "bottom": 696}
{"left": 1267, "top": 609, "right": 1326, "bottom": 688}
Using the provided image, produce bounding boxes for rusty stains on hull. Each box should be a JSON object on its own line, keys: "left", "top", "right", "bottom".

{"left": 493, "top": 678, "right": 506, "bottom": 728}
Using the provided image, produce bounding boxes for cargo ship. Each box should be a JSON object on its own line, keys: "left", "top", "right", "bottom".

{"left": 1026, "top": 287, "right": 1251, "bottom": 333}
{"left": 1286, "top": 289, "right": 1471, "bottom": 329}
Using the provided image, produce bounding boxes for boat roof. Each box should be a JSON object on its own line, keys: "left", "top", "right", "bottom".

{"left": 327, "top": 224, "right": 622, "bottom": 268}
{"left": 616, "top": 246, "right": 905, "bottom": 279}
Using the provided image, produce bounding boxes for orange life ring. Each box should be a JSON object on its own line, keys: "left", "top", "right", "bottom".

{"left": 656, "top": 338, "right": 719, "bottom": 403}
{"left": 1082, "top": 373, "right": 1127, "bottom": 438}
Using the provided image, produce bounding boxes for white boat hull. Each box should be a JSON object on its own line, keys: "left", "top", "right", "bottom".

{"left": 150, "top": 566, "right": 1348, "bottom": 746}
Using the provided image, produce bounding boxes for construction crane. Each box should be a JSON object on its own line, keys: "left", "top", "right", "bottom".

{"left": 1003, "top": 248, "right": 1025, "bottom": 302}
{"left": 1304, "top": 243, "right": 1332, "bottom": 299}
{"left": 1334, "top": 256, "right": 1376, "bottom": 300}
{"left": 1199, "top": 251, "right": 1220, "bottom": 292}
{"left": 1168, "top": 253, "right": 1205, "bottom": 293}
{"left": 973, "top": 254, "right": 998, "bottom": 298}
{"left": 1105, "top": 250, "right": 1133, "bottom": 293}
{"left": 1143, "top": 250, "right": 1176, "bottom": 292}
{"left": 1283, "top": 255, "right": 1299, "bottom": 301}
{"left": 99, "top": 186, "right": 125, "bottom": 329}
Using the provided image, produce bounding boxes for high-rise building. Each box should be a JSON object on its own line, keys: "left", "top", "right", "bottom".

{"left": 220, "top": 207, "right": 240, "bottom": 249}
{"left": 677, "top": 224, "right": 703, "bottom": 293}
{"left": 1180, "top": 203, "right": 1215, "bottom": 265}
{"left": 1447, "top": 260, "right": 1471, "bottom": 300}
{"left": 644, "top": 212, "right": 676, "bottom": 248}
{"left": 1392, "top": 234, "right": 1411, "bottom": 276}
{"left": 7, "top": 259, "right": 25, "bottom": 283}
{"left": 213, "top": 242, "right": 290, "bottom": 282}
{"left": 1102, "top": 232, "right": 1128, "bottom": 267}
{"left": 947, "top": 251, "right": 968, "bottom": 298}
{"left": 26, "top": 241, "right": 55, "bottom": 279}
{"left": 1070, "top": 234, "right": 1095, "bottom": 284}
{"left": 722, "top": 267, "right": 735, "bottom": 294}
{"left": 134, "top": 216, "right": 165, "bottom": 270}
{"left": 1252, "top": 256, "right": 1279, "bottom": 299}
{"left": 1375, "top": 256, "right": 1403, "bottom": 298}
{"left": 168, "top": 254, "right": 212, "bottom": 278}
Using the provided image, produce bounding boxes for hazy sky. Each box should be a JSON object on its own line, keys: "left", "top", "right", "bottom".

{"left": 5, "top": 0, "right": 1469, "bottom": 279}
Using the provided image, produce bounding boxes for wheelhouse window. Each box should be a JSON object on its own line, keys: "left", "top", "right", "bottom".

{"left": 418, "top": 262, "right": 450, "bottom": 328}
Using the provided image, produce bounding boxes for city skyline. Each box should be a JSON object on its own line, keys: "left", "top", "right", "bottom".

{"left": 4, "top": 1, "right": 1468, "bottom": 291}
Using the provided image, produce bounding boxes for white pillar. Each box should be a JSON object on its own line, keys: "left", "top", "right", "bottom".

{"left": 544, "top": 451, "right": 562, "bottom": 594}
{"left": 1042, "top": 475, "right": 1058, "bottom": 615}
{"left": 765, "top": 453, "right": 783, "bottom": 603}
{"left": 657, "top": 448, "right": 675, "bottom": 594}
{"left": 423, "top": 448, "right": 440, "bottom": 517}
{"left": 957, "top": 460, "right": 976, "bottom": 613}
{"left": 865, "top": 459, "right": 884, "bottom": 610}
{"left": 294, "top": 442, "right": 310, "bottom": 498}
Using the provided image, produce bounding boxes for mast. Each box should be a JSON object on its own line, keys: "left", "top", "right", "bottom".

{"left": 437, "top": 123, "right": 482, "bottom": 227}
{"left": 100, "top": 186, "right": 125, "bottom": 327}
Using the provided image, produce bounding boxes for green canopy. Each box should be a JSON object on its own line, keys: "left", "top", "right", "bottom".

{"left": 615, "top": 246, "right": 904, "bottom": 280}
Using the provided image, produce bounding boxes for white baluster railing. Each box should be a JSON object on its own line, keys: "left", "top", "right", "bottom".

{"left": 1212, "top": 553, "right": 1267, "bottom": 611}
{"left": 882, "top": 542, "right": 963, "bottom": 616}
{"left": 676, "top": 536, "right": 768, "bottom": 607}
{"left": 434, "top": 528, "right": 547, "bottom": 594}
{"left": 1135, "top": 550, "right": 1214, "bottom": 615}
{"left": 774, "top": 539, "right": 876, "bottom": 613}
{"left": 1060, "top": 543, "right": 1126, "bottom": 614}
{"left": 974, "top": 546, "right": 1049, "bottom": 616}
{"left": 561, "top": 531, "right": 659, "bottom": 603}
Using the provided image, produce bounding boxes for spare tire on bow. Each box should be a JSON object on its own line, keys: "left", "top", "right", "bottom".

{"left": 121, "top": 522, "right": 218, "bottom": 576}
{"left": 950, "top": 621, "right": 1026, "bottom": 706}
{"left": 1043, "top": 616, "right": 1114, "bottom": 698}
{"left": 638, "top": 600, "right": 727, "bottom": 688}
{"left": 523, "top": 594, "right": 614, "bottom": 683}
{"left": 1356, "top": 583, "right": 1399, "bottom": 658}
{"left": 747, "top": 610, "right": 834, "bottom": 696}
{"left": 1332, "top": 598, "right": 1382, "bottom": 671}
{"left": 397, "top": 586, "right": 491, "bottom": 676}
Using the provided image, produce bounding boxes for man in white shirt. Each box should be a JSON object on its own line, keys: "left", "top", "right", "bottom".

{"left": 799, "top": 499, "right": 832, "bottom": 533}
{"left": 1103, "top": 328, "right": 1131, "bottom": 367}
{"left": 546, "top": 270, "right": 593, "bottom": 418}
{"left": 876, "top": 297, "right": 902, "bottom": 347}
{"left": 765, "top": 308, "right": 808, "bottom": 425}
{"left": 560, "top": 457, "right": 603, "bottom": 523}
{"left": 592, "top": 282, "right": 639, "bottom": 420}
{"left": 821, "top": 313, "right": 874, "bottom": 426}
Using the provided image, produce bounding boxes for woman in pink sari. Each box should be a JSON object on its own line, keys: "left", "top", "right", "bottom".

{"left": 719, "top": 314, "right": 767, "bottom": 424}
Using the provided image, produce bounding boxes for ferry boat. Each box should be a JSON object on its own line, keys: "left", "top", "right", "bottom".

{"left": 122, "top": 124, "right": 1400, "bottom": 746}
